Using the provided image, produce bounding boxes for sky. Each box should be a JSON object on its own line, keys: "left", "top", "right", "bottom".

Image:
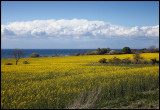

{"left": 1, "top": 1, "right": 159, "bottom": 49}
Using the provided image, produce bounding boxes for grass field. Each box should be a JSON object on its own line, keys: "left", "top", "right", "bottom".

{"left": 1, "top": 53, "right": 159, "bottom": 109}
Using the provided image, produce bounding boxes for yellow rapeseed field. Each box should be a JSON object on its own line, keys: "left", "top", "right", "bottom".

{"left": 1, "top": 53, "right": 159, "bottom": 109}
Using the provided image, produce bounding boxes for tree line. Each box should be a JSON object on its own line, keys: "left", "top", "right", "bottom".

{"left": 6, "top": 45, "right": 159, "bottom": 65}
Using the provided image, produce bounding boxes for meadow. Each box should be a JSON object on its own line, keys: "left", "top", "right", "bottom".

{"left": 1, "top": 53, "right": 159, "bottom": 109}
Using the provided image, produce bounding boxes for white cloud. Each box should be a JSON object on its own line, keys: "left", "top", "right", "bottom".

{"left": 1, "top": 19, "right": 159, "bottom": 40}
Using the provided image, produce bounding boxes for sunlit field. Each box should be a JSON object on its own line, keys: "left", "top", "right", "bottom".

{"left": 1, "top": 53, "right": 159, "bottom": 109}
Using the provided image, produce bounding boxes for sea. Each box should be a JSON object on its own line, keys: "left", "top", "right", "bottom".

{"left": 1, "top": 49, "right": 122, "bottom": 59}
{"left": 1, "top": 49, "right": 95, "bottom": 59}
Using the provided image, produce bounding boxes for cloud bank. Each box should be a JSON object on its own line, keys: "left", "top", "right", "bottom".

{"left": 1, "top": 19, "right": 159, "bottom": 40}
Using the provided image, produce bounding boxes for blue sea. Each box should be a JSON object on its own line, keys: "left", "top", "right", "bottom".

{"left": 1, "top": 49, "right": 123, "bottom": 59}
{"left": 1, "top": 49, "right": 96, "bottom": 59}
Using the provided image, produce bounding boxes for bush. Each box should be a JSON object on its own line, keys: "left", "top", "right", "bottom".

{"left": 108, "top": 57, "right": 121, "bottom": 64}
{"left": 98, "top": 58, "right": 107, "bottom": 63}
{"left": 133, "top": 53, "right": 143, "bottom": 64}
{"left": 151, "top": 58, "right": 159, "bottom": 64}
{"left": 5, "top": 63, "right": 13, "bottom": 65}
{"left": 23, "top": 61, "right": 29, "bottom": 64}
{"left": 121, "top": 47, "right": 131, "bottom": 54}
{"left": 30, "top": 53, "right": 40, "bottom": 58}
{"left": 121, "top": 57, "right": 132, "bottom": 64}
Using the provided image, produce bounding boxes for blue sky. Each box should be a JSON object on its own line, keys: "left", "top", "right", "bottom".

{"left": 1, "top": 1, "right": 159, "bottom": 49}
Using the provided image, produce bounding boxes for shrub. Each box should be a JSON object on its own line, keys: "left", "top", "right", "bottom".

{"left": 133, "top": 53, "right": 143, "bottom": 64}
{"left": 121, "top": 47, "right": 131, "bottom": 54}
{"left": 97, "top": 48, "right": 110, "bottom": 55}
{"left": 98, "top": 58, "right": 107, "bottom": 63}
{"left": 30, "top": 53, "right": 40, "bottom": 58}
{"left": 23, "top": 61, "right": 29, "bottom": 64}
{"left": 121, "top": 57, "right": 132, "bottom": 64}
{"left": 108, "top": 57, "right": 121, "bottom": 64}
{"left": 5, "top": 63, "right": 13, "bottom": 65}
{"left": 151, "top": 58, "right": 159, "bottom": 65}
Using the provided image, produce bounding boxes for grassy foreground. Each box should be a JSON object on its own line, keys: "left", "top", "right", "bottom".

{"left": 1, "top": 53, "right": 159, "bottom": 109}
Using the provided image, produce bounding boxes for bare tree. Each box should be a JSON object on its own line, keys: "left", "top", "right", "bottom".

{"left": 13, "top": 49, "right": 25, "bottom": 65}
{"left": 149, "top": 45, "right": 156, "bottom": 53}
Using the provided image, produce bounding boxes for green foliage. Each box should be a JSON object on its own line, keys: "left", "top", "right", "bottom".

{"left": 100, "top": 48, "right": 108, "bottom": 54}
{"left": 96, "top": 48, "right": 111, "bottom": 55}
{"left": 94, "top": 89, "right": 159, "bottom": 109}
{"left": 122, "top": 47, "right": 131, "bottom": 54}
{"left": 98, "top": 58, "right": 107, "bottom": 63}
{"left": 5, "top": 63, "right": 13, "bottom": 65}
{"left": 23, "top": 61, "right": 29, "bottom": 64}
{"left": 106, "top": 48, "right": 111, "bottom": 53}
{"left": 30, "top": 53, "right": 40, "bottom": 58}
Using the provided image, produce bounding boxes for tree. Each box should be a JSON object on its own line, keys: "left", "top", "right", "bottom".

{"left": 101, "top": 48, "right": 107, "bottom": 54}
{"left": 13, "top": 49, "right": 25, "bottom": 65}
{"left": 133, "top": 52, "right": 143, "bottom": 64}
{"left": 97, "top": 48, "right": 101, "bottom": 55}
{"left": 106, "top": 48, "right": 111, "bottom": 53}
{"left": 148, "top": 45, "right": 156, "bottom": 53}
{"left": 121, "top": 47, "right": 131, "bottom": 54}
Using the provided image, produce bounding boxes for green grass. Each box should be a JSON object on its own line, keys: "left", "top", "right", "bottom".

{"left": 94, "top": 89, "right": 159, "bottom": 109}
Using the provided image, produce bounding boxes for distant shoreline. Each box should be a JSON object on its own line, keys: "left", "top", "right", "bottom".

{"left": 1, "top": 48, "right": 156, "bottom": 59}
